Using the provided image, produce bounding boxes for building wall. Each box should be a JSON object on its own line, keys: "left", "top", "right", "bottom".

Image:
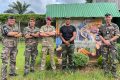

{"left": 93, "top": 0, "right": 120, "bottom": 10}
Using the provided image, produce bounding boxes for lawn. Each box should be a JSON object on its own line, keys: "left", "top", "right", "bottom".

{"left": 0, "top": 42, "right": 120, "bottom": 80}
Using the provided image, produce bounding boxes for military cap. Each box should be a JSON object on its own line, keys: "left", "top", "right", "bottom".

{"left": 46, "top": 16, "right": 52, "bottom": 21}
{"left": 105, "top": 13, "right": 112, "bottom": 17}
{"left": 8, "top": 16, "right": 15, "bottom": 19}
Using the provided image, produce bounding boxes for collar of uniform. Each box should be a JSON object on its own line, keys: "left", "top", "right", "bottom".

{"left": 106, "top": 23, "right": 112, "bottom": 26}
{"left": 29, "top": 26, "right": 35, "bottom": 29}
{"left": 45, "top": 24, "right": 52, "bottom": 27}
{"left": 7, "top": 24, "right": 14, "bottom": 28}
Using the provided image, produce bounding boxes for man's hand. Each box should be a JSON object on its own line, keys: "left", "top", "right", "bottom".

{"left": 64, "top": 41, "right": 70, "bottom": 46}
{"left": 45, "top": 32, "right": 50, "bottom": 34}
{"left": 104, "top": 40, "right": 111, "bottom": 46}
{"left": 17, "top": 33, "right": 22, "bottom": 37}
{"left": 30, "top": 32, "right": 39, "bottom": 37}
{"left": 14, "top": 33, "right": 22, "bottom": 38}
{"left": 40, "top": 32, "right": 50, "bottom": 37}
{"left": 25, "top": 34, "right": 32, "bottom": 38}
{"left": 45, "top": 32, "right": 55, "bottom": 36}
{"left": 30, "top": 33, "right": 35, "bottom": 36}
{"left": 7, "top": 32, "right": 19, "bottom": 36}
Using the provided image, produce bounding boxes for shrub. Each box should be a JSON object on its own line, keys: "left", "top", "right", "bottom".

{"left": 0, "top": 14, "right": 45, "bottom": 23}
{"left": 73, "top": 53, "right": 89, "bottom": 67}
{"left": 97, "top": 55, "right": 103, "bottom": 66}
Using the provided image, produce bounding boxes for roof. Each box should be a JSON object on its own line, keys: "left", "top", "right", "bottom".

{"left": 46, "top": 3, "right": 120, "bottom": 18}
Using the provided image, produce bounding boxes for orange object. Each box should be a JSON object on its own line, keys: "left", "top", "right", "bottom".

{"left": 56, "top": 20, "right": 60, "bottom": 35}
{"left": 78, "top": 48, "right": 90, "bottom": 55}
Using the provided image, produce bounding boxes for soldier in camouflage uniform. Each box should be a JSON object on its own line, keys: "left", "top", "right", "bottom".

{"left": 23, "top": 18, "right": 39, "bottom": 76}
{"left": 60, "top": 17, "right": 76, "bottom": 70}
{"left": 1, "top": 16, "right": 22, "bottom": 80}
{"left": 40, "top": 17, "right": 56, "bottom": 70}
{"left": 99, "top": 13, "right": 120, "bottom": 78}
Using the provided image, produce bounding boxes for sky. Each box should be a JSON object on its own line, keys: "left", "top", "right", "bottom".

{"left": 0, "top": 0, "right": 86, "bottom": 14}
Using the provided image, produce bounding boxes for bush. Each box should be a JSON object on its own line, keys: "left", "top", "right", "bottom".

{"left": 73, "top": 53, "right": 89, "bottom": 67}
{"left": 97, "top": 55, "right": 103, "bottom": 66}
{"left": 46, "top": 55, "right": 58, "bottom": 69}
{"left": 0, "top": 14, "right": 45, "bottom": 23}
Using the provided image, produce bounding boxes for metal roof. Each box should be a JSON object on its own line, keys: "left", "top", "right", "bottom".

{"left": 46, "top": 3, "right": 120, "bottom": 18}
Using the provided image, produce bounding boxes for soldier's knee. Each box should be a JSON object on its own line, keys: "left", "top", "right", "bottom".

{"left": 102, "top": 57, "right": 108, "bottom": 62}
{"left": 34, "top": 50, "right": 38, "bottom": 55}
{"left": 42, "top": 48, "right": 47, "bottom": 53}
{"left": 24, "top": 50, "right": 31, "bottom": 56}
{"left": 1, "top": 54, "right": 9, "bottom": 62}
{"left": 2, "top": 58, "right": 8, "bottom": 65}
{"left": 11, "top": 49, "right": 18, "bottom": 54}
{"left": 25, "top": 56, "right": 30, "bottom": 61}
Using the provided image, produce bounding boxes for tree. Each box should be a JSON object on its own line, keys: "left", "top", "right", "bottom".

{"left": 5, "top": 1, "right": 31, "bottom": 14}
{"left": 86, "top": 0, "right": 93, "bottom": 3}
{"left": 4, "top": 9, "right": 15, "bottom": 13}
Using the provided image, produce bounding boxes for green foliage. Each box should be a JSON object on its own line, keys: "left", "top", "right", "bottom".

{"left": 0, "top": 14, "right": 45, "bottom": 23}
{"left": 46, "top": 55, "right": 58, "bottom": 69}
{"left": 73, "top": 53, "right": 89, "bottom": 67}
{"left": 97, "top": 55, "right": 103, "bottom": 66}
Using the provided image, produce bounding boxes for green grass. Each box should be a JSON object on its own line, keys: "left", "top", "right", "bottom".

{"left": 0, "top": 42, "right": 120, "bottom": 80}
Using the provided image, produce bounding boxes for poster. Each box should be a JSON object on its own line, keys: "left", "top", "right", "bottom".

{"left": 56, "top": 18, "right": 102, "bottom": 56}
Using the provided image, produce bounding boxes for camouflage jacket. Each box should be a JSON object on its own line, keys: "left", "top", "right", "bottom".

{"left": 40, "top": 25, "right": 55, "bottom": 47}
{"left": 99, "top": 23, "right": 120, "bottom": 44}
{"left": 23, "top": 26, "right": 39, "bottom": 46}
{"left": 1, "top": 24, "right": 19, "bottom": 47}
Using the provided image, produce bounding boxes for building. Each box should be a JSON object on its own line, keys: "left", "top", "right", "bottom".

{"left": 46, "top": 3, "right": 120, "bottom": 55}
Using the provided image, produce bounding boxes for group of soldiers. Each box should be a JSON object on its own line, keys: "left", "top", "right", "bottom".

{"left": 0, "top": 13, "right": 120, "bottom": 80}
{"left": 0, "top": 16, "right": 57, "bottom": 80}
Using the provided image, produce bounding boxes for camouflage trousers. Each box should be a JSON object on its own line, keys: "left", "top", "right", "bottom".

{"left": 61, "top": 44, "right": 75, "bottom": 69}
{"left": 101, "top": 45, "right": 118, "bottom": 75}
{"left": 40, "top": 46, "right": 56, "bottom": 70}
{"left": 24, "top": 45, "right": 38, "bottom": 73}
{"left": 1, "top": 46, "right": 18, "bottom": 80}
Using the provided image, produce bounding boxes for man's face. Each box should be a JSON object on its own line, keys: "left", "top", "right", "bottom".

{"left": 7, "top": 19, "right": 16, "bottom": 26}
{"left": 46, "top": 20, "right": 51, "bottom": 25}
{"left": 29, "top": 20, "right": 35, "bottom": 27}
{"left": 65, "top": 19, "right": 70, "bottom": 25}
{"left": 105, "top": 15, "right": 112, "bottom": 23}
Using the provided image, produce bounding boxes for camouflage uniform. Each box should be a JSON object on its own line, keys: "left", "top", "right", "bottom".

{"left": 61, "top": 44, "right": 75, "bottom": 69}
{"left": 99, "top": 23, "right": 120, "bottom": 76}
{"left": 40, "top": 25, "right": 56, "bottom": 70}
{"left": 1, "top": 24, "right": 19, "bottom": 80}
{"left": 23, "top": 26, "right": 39, "bottom": 74}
